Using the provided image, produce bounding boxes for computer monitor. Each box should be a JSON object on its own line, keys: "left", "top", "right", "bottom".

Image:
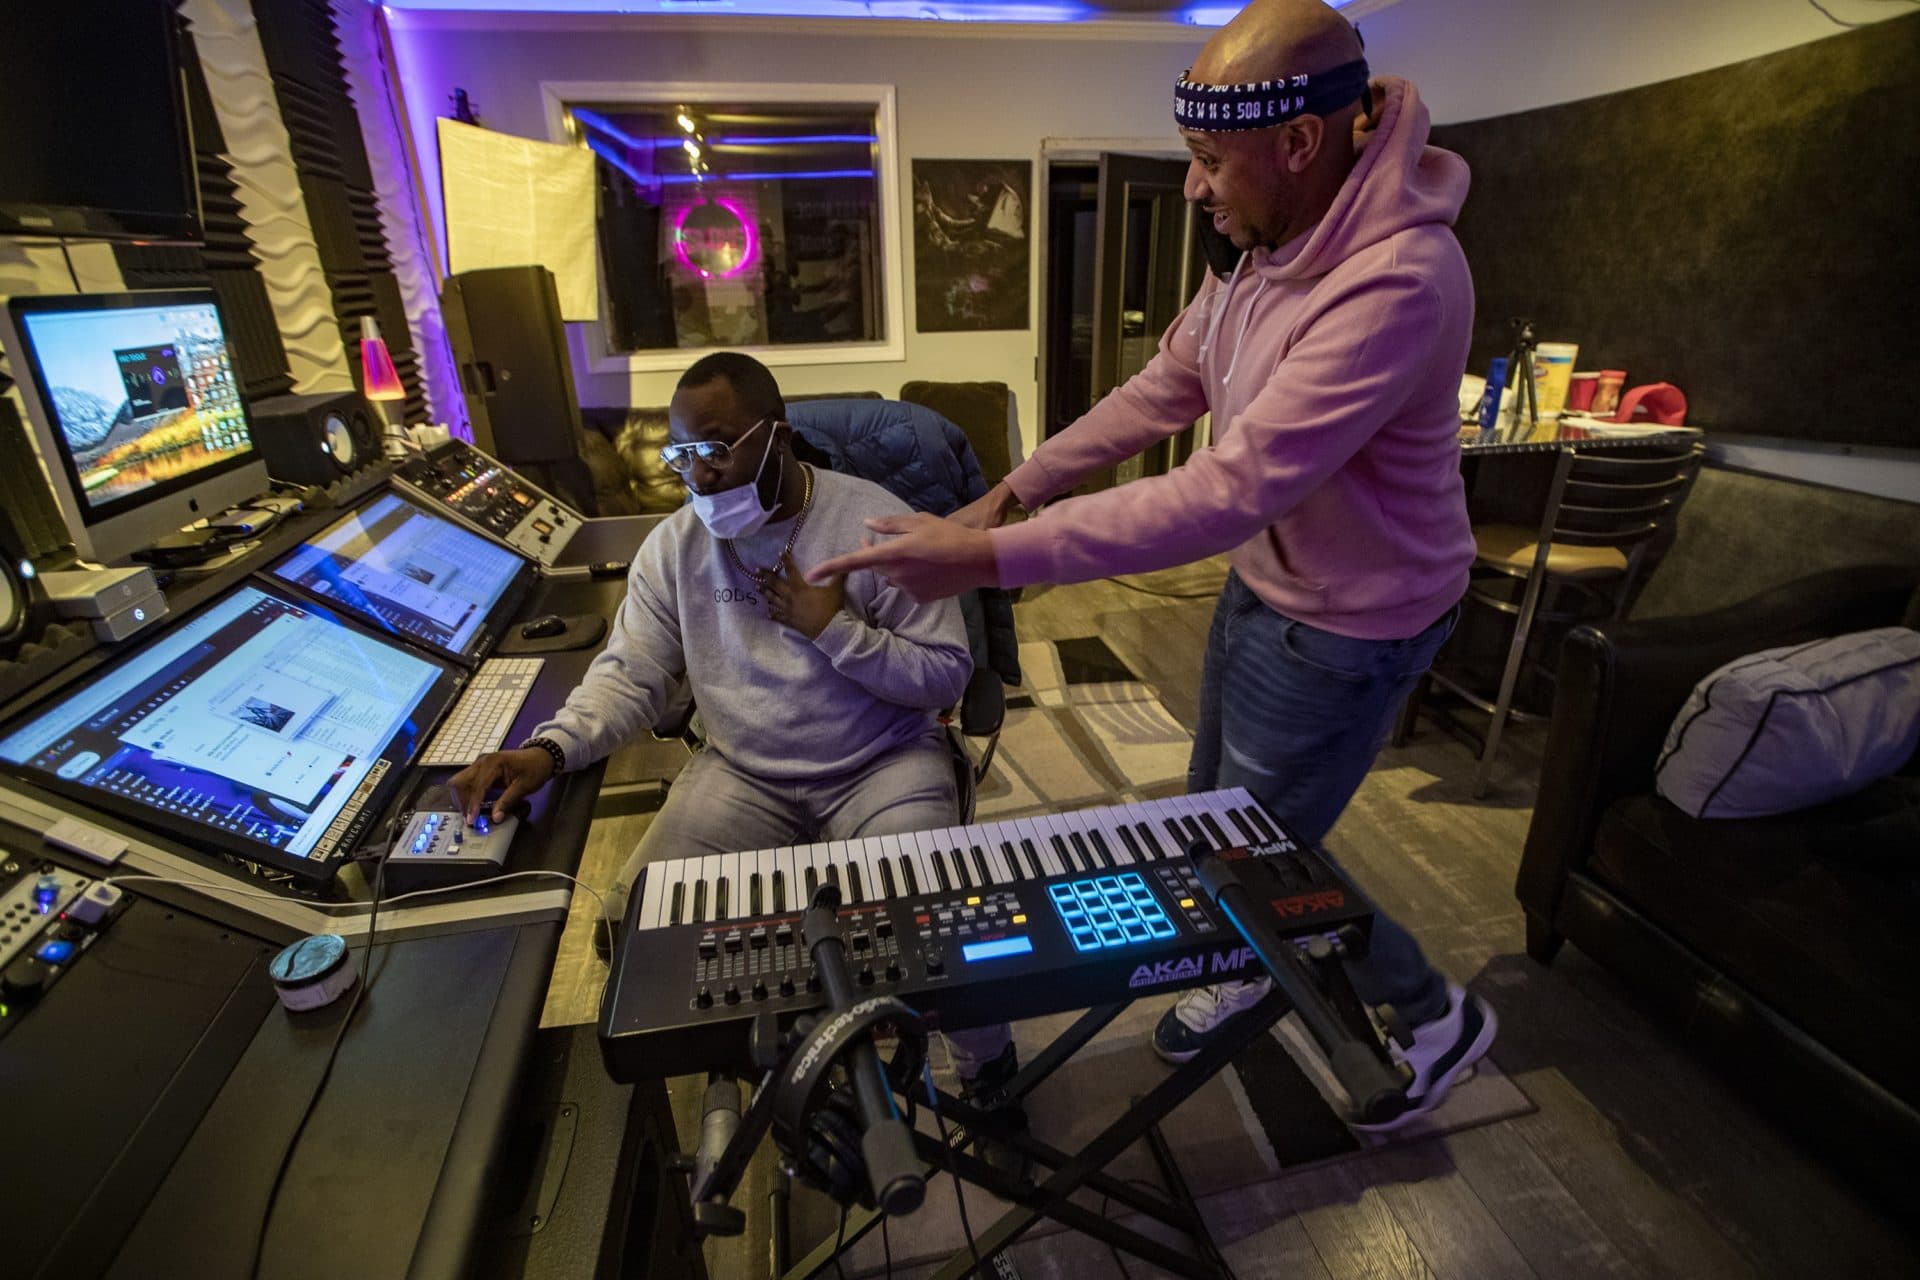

{"left": 0, "top": 582, "right": 464, "bottom": 880}
{"left": 0, "top": 290, "right": 270, "bottom": 564}
{"left": 267, "top": 492, "right": 536, "bottom": 666}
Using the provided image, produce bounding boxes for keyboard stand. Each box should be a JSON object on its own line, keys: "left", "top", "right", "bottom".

{"left": 776, "top": 990, "right": 1288, "bottom": 1280}
{"left": 665, "top": 844, "right": 1407, "bottom": 1280}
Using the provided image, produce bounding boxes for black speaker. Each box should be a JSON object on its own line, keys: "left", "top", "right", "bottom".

{"left": 246, "top": 389, "right": 381, "bottom": 486}
{"left": 1, "top": 522, "right": 55, "bottom": 666}
{"left": 0, "top": 546, "right": 54, "bottom": 659}
{"left": 0, "top": 393, "right": 73, "bottom": 562}
{"left": 440, "top": 266, "right": 584, "bottom": 465}
{"left": 2, "top": 394, "right": 63, "bottom": 658}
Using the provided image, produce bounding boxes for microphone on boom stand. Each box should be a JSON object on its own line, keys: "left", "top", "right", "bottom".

{"left": 1187, "top": 841, "right": 1410, "bottom": 1126}
{"left": 793, "top": 884, "right": 926, "bottom": 1215}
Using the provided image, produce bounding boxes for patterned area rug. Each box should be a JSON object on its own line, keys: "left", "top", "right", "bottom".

{"left": 791, "top": 636, "right": 1535, "bottom": 1277}
{"left": 971, "top": 637, "right": 1196, "bottom": 819}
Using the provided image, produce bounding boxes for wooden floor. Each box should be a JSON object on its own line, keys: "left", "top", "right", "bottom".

{"left": 543, "top": 562, "right": 1920, "bottom": 1279}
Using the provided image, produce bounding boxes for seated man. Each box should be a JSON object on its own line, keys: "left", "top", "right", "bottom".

{"left": 449, "top": 351, "right": 1016, "bottom": 1094}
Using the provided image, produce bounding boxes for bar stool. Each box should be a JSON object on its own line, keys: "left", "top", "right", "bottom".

{"left": 1398, "top": 441, "right": 1705, "bottom": 796}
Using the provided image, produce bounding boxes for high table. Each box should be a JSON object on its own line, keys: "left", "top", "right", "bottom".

{"left": 1460, "top": 417, "right": 1702, "bottom": 456}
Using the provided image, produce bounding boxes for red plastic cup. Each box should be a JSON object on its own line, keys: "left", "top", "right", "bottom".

{"left": 1567, "top": 371, "right": 1599, "bottom": 413}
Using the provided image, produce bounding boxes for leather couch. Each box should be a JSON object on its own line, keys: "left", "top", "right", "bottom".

{"left": 1516, "top": 564, "right": 1920, "bottom": 1201}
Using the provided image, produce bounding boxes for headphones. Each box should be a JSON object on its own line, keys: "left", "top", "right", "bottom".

{"left": 771, "top": 996, "right": 930, "bottom": 1209}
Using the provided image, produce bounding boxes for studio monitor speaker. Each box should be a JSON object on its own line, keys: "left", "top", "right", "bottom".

{"left": 247, "top": 390, "right": 381, "bottom": 486}
{"left": 1, "top": 395, "right": 63, "bottom": 658}
{"left": 0, "top": 546, "right": 52, "bottom": 660}
{"left": 0, "top": 392, "right": 73, "bottom": 562}
{"left": 440, "top": 266, "right": 584, "bottom": 466}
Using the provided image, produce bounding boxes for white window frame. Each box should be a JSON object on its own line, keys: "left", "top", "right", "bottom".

{"left": 541, "top": 79, "right": 906, "bottom": 375}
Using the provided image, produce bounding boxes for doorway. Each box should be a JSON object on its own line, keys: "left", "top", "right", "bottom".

{"left": 1041, "top": 152, "right": 1208, "bottom": 492}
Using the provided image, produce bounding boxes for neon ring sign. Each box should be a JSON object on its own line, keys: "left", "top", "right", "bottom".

{"left": 673, "top": 197, "right": 758, "bottom": 280}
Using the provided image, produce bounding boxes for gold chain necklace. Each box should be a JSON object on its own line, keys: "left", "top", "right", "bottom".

{"left": 723, "top": 464, "right": 814, "bottom": 586}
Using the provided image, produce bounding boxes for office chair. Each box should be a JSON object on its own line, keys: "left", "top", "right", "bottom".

{"left": 644, "top": 400, "right": 1021, "bottom": 823}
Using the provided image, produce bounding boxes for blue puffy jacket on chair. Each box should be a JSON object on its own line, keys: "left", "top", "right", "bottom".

{"left": 786, "top": 399, "right": 1022, "bottom": 691}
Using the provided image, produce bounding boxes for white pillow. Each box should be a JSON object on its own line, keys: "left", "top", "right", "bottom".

{"left": 1655, "top": 627, "right": 1920, "bottom": 820}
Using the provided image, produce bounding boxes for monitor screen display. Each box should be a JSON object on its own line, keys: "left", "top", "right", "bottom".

{"left": 0, "top": 583, "right": 463, "bottom": 877}
{"left": 8, "top": 294, "right": 254, "bottom": 521}
{"left": 0, "top": 3, "right": 201, "bottom": 243}
{"left": 268, "top": 492, "right": 533, "bottom": 663}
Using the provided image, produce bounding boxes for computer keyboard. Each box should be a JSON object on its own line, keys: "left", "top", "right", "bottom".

{"left": 417, "top": 657, "right": 546, "bottom": 768}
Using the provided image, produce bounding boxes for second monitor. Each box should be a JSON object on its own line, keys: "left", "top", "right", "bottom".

{"left": 267, "top": 491, "right": 536, "bottom": 665}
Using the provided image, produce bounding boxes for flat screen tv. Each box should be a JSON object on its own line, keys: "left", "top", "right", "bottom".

{"left": 0, "top": 2, "right": 202, "bottom": 244}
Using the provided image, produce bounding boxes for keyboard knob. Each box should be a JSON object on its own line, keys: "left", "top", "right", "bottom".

{"left": 724, "top": 934, "right": 742, "bottom": 954}
{"left": 724, "top": 983, "right": 741, "bottom": 1005}
{"left": 750, "top": 929, "right": 768, "bottom": 949}
{"left": 778, "top": 975, "right": 795, "bottom": 997}
{"left": 858, "top": 964, "right": 875, "bottom": 986}
{"left": 696, "top": 986, "right": 714, "bottom": 1009}
{"left": 775, "top": 924, "right": 795, "bottom": 947}
{"left": 752, "top": 979, "right": 769, "bottom": 1001}
{"left": 698, "top": 937, "right": 717, "bottom": 960}
{"left": 876, "top": 919, "right": 894, "bottom": 940}
{"left": 885, "top": 961, "right": 903, "bottom": 982}
{"left": 922, "top": 947, "right": 945, "bottom": 976}
{"left": 805, "top": 972, "right": 821, "bottom": 993}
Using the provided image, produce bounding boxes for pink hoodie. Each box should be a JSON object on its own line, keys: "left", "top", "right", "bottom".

{"left": 993, "top": 76, "right": 1476, "bottom": 641}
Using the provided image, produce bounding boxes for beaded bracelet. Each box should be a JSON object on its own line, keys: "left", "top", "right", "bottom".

{"left": 522, "top": 735, "right": 567, "bottom": 776}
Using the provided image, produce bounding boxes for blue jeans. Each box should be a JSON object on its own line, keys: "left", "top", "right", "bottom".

{"left": 1188, "top": 573, "right": 1458, "bottom": 1026}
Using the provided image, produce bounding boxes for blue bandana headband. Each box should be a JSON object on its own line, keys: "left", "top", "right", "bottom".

{"left": 1174, "top": 57, "right": 1371, "bottom": 131}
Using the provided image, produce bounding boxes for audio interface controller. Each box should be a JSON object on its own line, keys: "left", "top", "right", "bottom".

{"left": 382, "top": 809, "right": 519, "bottom": 890}
{"left": 2, "top": 856, "right": 126, "bottom": 1039}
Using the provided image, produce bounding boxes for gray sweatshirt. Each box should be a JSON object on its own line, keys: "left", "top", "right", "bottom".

{"left": 531, "top": 467, "right": 972, "bottom": 780}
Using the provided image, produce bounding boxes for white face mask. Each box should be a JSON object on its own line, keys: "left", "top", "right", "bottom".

{"left": 688, "top": 421, "right": 782, "bottom": 538}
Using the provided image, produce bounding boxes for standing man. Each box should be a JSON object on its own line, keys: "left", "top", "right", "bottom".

{"left": 810, "top": 0, "right": 1494, "bottom": 1128}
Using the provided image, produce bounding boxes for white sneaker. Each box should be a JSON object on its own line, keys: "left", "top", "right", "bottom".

{"left": 1351, "top": 982, "right": 1498, "bottom": 1132}
{"left": 1150, "top": 977, "right": 1275, "bottom": 1064}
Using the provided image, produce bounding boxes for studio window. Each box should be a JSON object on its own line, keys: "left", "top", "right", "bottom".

{"left": 555, "top": 86, "right": 903, "bottom": 371}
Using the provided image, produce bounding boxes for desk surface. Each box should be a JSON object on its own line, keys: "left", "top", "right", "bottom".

{"left": 5, "top": 477, "right": 631, "bottom": 1280}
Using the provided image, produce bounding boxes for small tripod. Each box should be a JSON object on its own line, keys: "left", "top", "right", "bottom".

{"left": 1501, "top": 317, "right": 1542, "bottom": 437}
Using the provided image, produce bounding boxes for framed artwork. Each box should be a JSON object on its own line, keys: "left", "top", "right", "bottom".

{"left": 911, "top": 159, "right": 1030, "bottom": 332}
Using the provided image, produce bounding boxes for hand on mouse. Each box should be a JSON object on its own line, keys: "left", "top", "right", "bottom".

{"left": 448, "top": 747, "right": 555, "bottom": 824}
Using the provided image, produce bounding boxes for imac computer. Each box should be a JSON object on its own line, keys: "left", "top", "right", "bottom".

{"left": 0, "top": 581, "right": 464, "bottom": 881}
{"left": 0, "top": 290, "right": 271, "bottom": 565}
{"left": 267, "top": 491, "right": 537, "bottom": 666}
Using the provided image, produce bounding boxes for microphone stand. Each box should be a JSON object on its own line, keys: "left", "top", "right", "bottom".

{"left": 675, "top": 885, "right": 926, "bottom": 1244}
{"left": 799, "top": 886, "right": 925, "bottom": 1215}
{"left": 1186, "top": 843, "right": 1411, "bottom": 1126}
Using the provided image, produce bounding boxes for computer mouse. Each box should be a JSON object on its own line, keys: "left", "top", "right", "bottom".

{"left": 520, "top": 614, "right": 567, "bottom": 640}
{"left": 473, "top": 794, "right": 533, "bottom": 827}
